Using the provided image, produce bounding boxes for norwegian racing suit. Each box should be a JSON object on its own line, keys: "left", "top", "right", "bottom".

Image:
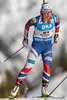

{"left": 16, "top": 13, "right": 60, "bottom": 85}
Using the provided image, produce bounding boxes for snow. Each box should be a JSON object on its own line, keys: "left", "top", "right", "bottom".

{"left": 0, "top": 97, "right": 67, "bottom": 100}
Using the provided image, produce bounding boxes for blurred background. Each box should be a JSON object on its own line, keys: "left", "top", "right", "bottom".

{"left": 0, "top": 0, "right": 67, "bottom": 98}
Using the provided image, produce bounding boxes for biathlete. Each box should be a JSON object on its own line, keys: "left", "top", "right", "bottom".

{"left": 9, "top": 2, "right": 60, "bottom": 98}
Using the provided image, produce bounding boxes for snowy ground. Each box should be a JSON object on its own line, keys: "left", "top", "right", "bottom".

{"left": 0, "top": 97, "right": 67, "bottom": 100}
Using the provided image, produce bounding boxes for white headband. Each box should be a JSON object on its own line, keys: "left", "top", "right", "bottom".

{"left": 41, "top": 4, "right": 52, "bottom": 10}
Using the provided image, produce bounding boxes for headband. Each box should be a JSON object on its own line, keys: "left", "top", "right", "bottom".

{"left": 41, "top": 4, "right": 52, "bottom": 10}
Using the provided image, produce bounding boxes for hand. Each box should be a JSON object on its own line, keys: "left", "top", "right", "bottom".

{"left": 23, "top": 38, "right": 28, "bottom": 47}
{"left": 54, "top": 34, "right": 59, "bottom": 43}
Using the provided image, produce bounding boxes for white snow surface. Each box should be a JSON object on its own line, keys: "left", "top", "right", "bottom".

{"left": 0, "top": 97, "right": 67, "bottom": 100}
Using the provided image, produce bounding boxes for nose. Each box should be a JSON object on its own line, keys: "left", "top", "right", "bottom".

{"left": 47, "top": 13, "right": 51, "bottom": 16}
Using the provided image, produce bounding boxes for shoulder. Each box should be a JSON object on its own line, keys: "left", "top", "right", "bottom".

{"left": 30, "top": 15, "right": 40, "bottom": 24}
{"left": 54, "top": 14, "right": 59, "bottom": 22}
{"left": 51, "top": 13, "right": 60, "bottom": 24}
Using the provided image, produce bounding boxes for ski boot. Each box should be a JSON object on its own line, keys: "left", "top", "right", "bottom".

{"left": 9, "top": 85, "right": 20, "bottom": 99}
{"left": 41, "top": 81, "right": 49, "bottom": 97}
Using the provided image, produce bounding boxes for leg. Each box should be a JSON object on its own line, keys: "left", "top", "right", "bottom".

{"left": 41, "top": 45, "right": 52, "bottom": 95}
{"left": 16, "top": 46, "right": 38, "bottom": 85}
{"left": 9, "top": 41, "right": 45, "bottom": 98}
{"left": 9, "top": 46, "right": 39, "bottom": 98}
{"left": 16, "top": 41, "right": 44, "bottom": 85}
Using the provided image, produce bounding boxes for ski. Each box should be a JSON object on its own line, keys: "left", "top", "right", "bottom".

{"left": 9, "top": 96, "right": 14, "bottom": 100}
{"left": 33, "top": 95, "right": 65, "bottom": 99}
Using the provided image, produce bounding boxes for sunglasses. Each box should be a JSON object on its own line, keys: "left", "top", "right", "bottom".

{"left": 43, "top": 10, "right": 52, "bottom": 13}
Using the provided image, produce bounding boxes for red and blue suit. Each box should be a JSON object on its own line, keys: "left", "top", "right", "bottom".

{"left": 16, "top": 13, "right": 60, "bottom": 85}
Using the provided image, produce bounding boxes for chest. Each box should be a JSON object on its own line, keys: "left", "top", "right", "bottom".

{"left": 37, "top": 19, "right": 53, "bottom": 31}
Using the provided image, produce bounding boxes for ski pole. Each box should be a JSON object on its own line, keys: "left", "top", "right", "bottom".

{"left": 3, "top": 46, "right": 24, "bottom": 63}
{"left": 44, "top": 76, "right": 67, "bottom": 100}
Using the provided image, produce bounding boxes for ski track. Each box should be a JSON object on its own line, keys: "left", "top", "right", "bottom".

{"left": 0, "top": 97, "right": 67, "bottom": 100}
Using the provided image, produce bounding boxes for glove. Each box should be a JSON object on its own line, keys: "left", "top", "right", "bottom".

{"left": 23, "top": 38, "right": 28, "bottom": 47}
{"left": 54, "top": 34, "right": 59, "bottom": 43}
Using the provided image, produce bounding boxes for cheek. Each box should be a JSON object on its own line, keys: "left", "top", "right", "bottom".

{"left": 42, "top": 13, "right": 47, "bottom": 16}
{"left": 47, "top": 13, "right": 52, "bottom": 17}
{"left": 49, "top": 13, "right": 52, "bottom": 16}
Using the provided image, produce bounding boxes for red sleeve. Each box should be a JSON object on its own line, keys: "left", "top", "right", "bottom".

{"left": 24, "top": 21, "right": 30, "bottom": 39}
{"left": 55, "top": 16, "right": 60, "bottom": 33}
{"left": 24, "top": 17, "right": 38, "bottom": 39}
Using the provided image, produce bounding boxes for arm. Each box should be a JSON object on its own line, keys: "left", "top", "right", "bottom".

{"left": 23, "top": 16, "right": 39, "bottom": 47}
{"left": 55, "top": 15, "right": 60, "bottom": 34}
{"left": 23, "top": 21, "right": 30, "bottom": 47}
{"left": 54, "top": 15, "right": 60, "bottom": 43}
{"left": 24, "top": 17, "right": 37, "bottom": 40}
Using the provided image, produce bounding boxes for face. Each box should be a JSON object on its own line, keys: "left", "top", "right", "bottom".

{"left": 41, "top": 9, "right": 52, "bottom": 19}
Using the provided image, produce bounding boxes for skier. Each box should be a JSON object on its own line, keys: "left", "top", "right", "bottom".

{"left": 9, "top": 2, "right": 60, "bottom": 98}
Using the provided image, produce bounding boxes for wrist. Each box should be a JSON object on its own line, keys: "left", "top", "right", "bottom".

{"left": 54, "top": 34, "right": 59, "bottom": 43}
{"left": 54, "top": 34, "right": 59, "bottom": 38}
